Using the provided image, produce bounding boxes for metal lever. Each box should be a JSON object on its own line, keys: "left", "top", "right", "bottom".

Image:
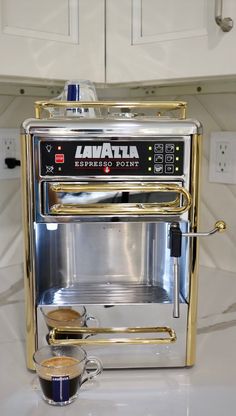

{"left": 215, "top": 0, "right": 233, "bottom": 32}
{"left": 169, "top": 223, "right": 182, "bottom": 319}
{"left": 182, "top": 220, "right": 226, "bottom": 237}
{"left": 169, "top": 220, "right": 226, "bottom": 319}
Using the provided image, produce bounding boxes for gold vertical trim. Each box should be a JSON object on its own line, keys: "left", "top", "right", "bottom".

{"left": 21, "top": 133, "right": 37, "bottom": 370}
{"left": 186, "top": 133, "right": 202, "bottom": 366}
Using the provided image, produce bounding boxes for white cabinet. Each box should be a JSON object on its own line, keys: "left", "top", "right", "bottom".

{"left": 1, "top": 0, "right": 236, "bottom": 86}
{"left": 0, "top": 0, "right": 105, "bottom": 82}
{"left": 106, "top": 0, "right": 236, "bottom": 84}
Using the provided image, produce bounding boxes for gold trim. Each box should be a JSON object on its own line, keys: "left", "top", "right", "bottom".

{"left": 49, "top": 183, "right": 191, "bottom": 216}
{"left": 21, "top": 134, "right": 37, "bottom": 370}
{"left": 48, "top": 326, "right": 177, "bottom": 346}
{"left": 215, "top": 220, "right": 227, "bottom": 232}
{"left": 186, "top": 133, "right": 202, "bottom": 366}
{"left": 34, "top": 100, "right": 187, "bottom": 119}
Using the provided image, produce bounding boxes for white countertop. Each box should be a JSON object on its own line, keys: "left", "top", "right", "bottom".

{"left": 1, "top": 264, "right": 236, "bottom": 416}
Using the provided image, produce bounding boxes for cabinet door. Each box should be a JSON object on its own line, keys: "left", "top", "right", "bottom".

{"left": 106, "top": 0, "right": 236, "bottom": 84}
{"left": 0, "top": 0, "right": 104, "bottom": 82}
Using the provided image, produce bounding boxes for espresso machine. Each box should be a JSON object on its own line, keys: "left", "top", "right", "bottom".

{"left": 21, "top": 98, "right": 226, "bottom": 370}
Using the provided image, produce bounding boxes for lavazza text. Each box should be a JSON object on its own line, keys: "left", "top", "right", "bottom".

{"left": 75, "top": 143, "right": 140, "bottom": 168}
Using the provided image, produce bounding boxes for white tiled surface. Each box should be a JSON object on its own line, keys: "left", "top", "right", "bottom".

{"left": 0, "top": 91, "right": 235, "bottom": 272}
{"left": 0, "top": 264, "right": 236, "bottom": 415}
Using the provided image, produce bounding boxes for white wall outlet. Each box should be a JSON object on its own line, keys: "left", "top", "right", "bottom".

{"left": 209, "top": 132, "right": 236, "bottom": 184}
{"left": 0, "top": 129, "right": 21, "bottom": 180}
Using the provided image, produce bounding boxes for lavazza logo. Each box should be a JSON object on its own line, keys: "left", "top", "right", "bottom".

{"left": 75, "top": 143, "right": 140, "bottom": 168}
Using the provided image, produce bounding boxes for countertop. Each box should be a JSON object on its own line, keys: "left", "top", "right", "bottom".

{"left": 0, "top": 264, "right": 236, "bottom": 416}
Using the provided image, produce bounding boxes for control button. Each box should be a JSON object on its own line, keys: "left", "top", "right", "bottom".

{"left": 45, "top": 165, "right": 54, "bottom": 174}
{"left": 154, "top": 144, "right": 164, "bottom": 153}
{"left": 165, "top": 144, "right": 175, "bottom": 153}
{"left": 165, "top": 165, "right": 174, "bottom": 174}
{"left": 55, "top": 154, "right": 65, "bottom": 163}
{"left": 165, "top": 154, "right": 174, "bottom": 163}
{"left": 154, "top": 164, "right": 163, "bottom": 174}
{"left": 46, "top": 144, "right": 52, "bottom": 153}
{"left": 154, "top": 154, "right": 163, "bottom": 163}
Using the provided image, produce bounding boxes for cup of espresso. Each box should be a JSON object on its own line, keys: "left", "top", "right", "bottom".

{"left": 33, "top": 345, "right": 102, "bottom": 406}
{"left": 41, "top": 306, "right": 98, "bottom": 340}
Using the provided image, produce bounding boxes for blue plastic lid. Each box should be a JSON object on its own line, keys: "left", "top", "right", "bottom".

{"left": 67, "top": 84, "right": 80, "bottom": 101}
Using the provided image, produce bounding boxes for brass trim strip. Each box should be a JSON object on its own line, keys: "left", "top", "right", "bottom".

{"left": 49, "top": 183, "right": 191, "bottom": 215}
{"left": 48, "top": 326, "right": 177, "bottom": 346}
{"left": 51, "top": 182, "right": 183, "bottom": 193}
{"left": 186, "top": 133, "right": 202, "bottom": 366}
{"left": 21, "top": 134, "right": 37, "bottom": 370}
{"left": 34, "top": 100, "right": 187, "bottom": 119}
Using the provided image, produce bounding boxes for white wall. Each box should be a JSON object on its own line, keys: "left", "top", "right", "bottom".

{"left": 0, "top": 90, "right": 235, "bottom": 272}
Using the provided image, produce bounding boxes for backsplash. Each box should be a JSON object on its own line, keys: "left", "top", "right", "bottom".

{"left": 0, "top": 91, "right": 235, "bottom": 272}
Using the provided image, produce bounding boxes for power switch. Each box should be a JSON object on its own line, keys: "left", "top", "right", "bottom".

{"left": 55, "top": 154, "right": 65, "bottom": 163}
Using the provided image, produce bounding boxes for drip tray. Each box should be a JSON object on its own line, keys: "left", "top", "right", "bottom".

{"left": 40, "top": 283, "right": 170, "bottom": 305}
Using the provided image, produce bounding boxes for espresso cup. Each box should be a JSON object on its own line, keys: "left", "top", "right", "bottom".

{"left": 33, "top": 345, "right": 102, "bottom": 406}
{"left": 41, "top": 306, "right": 98, "bottom": 340}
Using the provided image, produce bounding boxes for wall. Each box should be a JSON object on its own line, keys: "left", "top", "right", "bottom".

{"left": 0, "top": 90, "right": 235, "bottom": 272}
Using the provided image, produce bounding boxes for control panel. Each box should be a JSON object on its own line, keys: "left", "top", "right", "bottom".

{"left": 39, "top": 138, "right": 184, "bottom": 176}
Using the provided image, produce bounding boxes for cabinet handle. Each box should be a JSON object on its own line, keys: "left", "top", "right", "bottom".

{"left": 215, "top": 0, "right": 233, "bottom": 32}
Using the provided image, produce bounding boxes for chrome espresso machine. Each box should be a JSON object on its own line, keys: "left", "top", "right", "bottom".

{"left": 21, "top": 98, "right": 226, "bottom": 370}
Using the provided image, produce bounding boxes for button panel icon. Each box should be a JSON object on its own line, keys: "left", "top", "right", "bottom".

{"left": 154, "top": 154, "right": 163, "bottom": 163}
{"left": 165, "top": 144, "right": 175, "bottom": 153}
{"left": 151, "top": 141, "right": 184, "bottom": 175}
{"left": 165, "top": 154, "right": 174, "bottom": 163}
{"left": 165, "top": 165, "right": 174, "bottom": 174}
{"left": 154, "top": 144, "right": 164, "bottom": 153}
{"left": 154, "top": 164, "right": 163, "bottom": 174}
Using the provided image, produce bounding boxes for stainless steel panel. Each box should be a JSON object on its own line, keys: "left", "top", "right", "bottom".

{"left": 35, "top": 221, "right": 189, "bottom": 303}
{"left": 22, "top": 117, "right": 202, "bottom": 137}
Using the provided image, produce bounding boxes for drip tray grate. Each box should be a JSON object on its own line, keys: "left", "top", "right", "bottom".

{"left": 40, "top": 283, "right": 170, "bottom": 305}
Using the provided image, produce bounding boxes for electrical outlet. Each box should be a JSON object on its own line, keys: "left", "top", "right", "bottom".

{"left": 209, "top": 132, "right": 236, "bottom": 184}
{"left": 215, "top": 142, "right": 231, "bottom": 173}
{"left": 0, "top": 129, "right": 21, "bottom": 179}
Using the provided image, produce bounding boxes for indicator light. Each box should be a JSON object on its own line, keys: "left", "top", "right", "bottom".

{"left": 175, "top": 167, "right": 179, "bottom": 172}
{"left": 176, "top": 156, "right": 179, "bottom": 161}
{"left": 57, "top": 146, "right": 62, "bottom": 150}
{"left": 103, "top": 166, "right": 111, "bottom": 173}
{"left": 148, "top": 146, "right": 152, "bottom": 151}
{"left": 148, "top": 167, "right": 152, "bottom": 171}
{"left": 176, "top": 146, "right": 180, "bottom": 151}
{"left": 148, "top": 157, "right": 152, "bottom": 161}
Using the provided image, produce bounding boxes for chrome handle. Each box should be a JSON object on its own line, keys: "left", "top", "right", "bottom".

{"left": 49, "top": 182, "right": 192, "bottom": 216}
{"left": 182, "top": 220, "right": 226, "bottom": 237}
{"left": 215, "top": 0, "right": 233, "bottom": 32}
{"left": 48, "top": 326, "right": 177, "bottom": 345}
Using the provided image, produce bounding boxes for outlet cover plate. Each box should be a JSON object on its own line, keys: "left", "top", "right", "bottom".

{"left": 0, "top": 128, "right": 20, "bottom": 179}
{"left": 209, "top": 131, "right": 236, "bottom": 184}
